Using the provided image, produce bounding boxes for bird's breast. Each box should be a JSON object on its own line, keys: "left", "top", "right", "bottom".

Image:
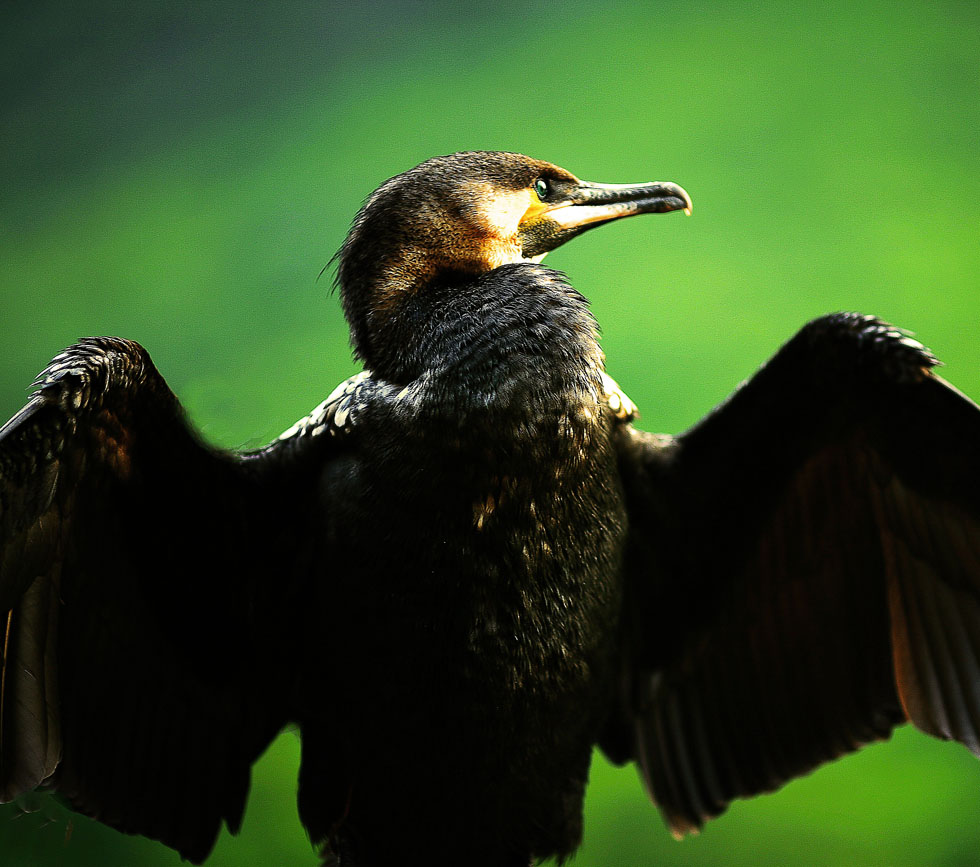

{"left": 323, "top": 380, "right": 627, "bottom": 681}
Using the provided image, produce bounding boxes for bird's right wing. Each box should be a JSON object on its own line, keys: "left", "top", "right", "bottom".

{"left": 613, "top": 314, "right": 980, "bottom": 836}
{"left": 0, "top": 338, "right": 345, "bottom": 862}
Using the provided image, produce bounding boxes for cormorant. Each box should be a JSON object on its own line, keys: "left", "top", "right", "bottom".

{"left": 1, "top": 151, "right": 979, "bottom": 866}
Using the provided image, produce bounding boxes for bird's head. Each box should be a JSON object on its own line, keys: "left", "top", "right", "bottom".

{"left": 336, "top": 151, "right": 690, "bottom": 379}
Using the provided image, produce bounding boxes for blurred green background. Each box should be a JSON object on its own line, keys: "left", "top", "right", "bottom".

{"left": 1, "top": 1, "right": 978, "bottom": 864}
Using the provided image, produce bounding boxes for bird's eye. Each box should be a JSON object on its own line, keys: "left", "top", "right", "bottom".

{"left": 533, "top": 178, "right": 549, "bottom": 200}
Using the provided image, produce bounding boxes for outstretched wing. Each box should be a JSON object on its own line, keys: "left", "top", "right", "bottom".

{"left": 0, "top": 337, "right": 330, "bottom": 862}
{"left": 614, "top": 313, "right": 980, "bottom": 836}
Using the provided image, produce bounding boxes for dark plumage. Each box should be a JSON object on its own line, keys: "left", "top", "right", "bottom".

{"left": 1, "top": 151, "right": 980, "bottom": 866}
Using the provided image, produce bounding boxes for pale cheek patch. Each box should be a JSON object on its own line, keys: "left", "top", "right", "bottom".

{"left": 458, "top": 183, "right": 541, "bottom": 268}
{"left": 466, "top": 184, "right": 535, "bottom": 236}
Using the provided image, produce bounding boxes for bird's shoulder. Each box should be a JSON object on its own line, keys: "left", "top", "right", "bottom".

{"left": 291, "top": 365, "right": 640, "bottom": 458}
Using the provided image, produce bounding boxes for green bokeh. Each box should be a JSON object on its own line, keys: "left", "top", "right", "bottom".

{"left": 1, "top": 2, "right": 978, "bottom": 864}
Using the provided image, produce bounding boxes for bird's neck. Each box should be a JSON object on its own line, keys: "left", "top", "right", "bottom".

{"left": 358, "top": 263, "right": 606, "bottom": 405}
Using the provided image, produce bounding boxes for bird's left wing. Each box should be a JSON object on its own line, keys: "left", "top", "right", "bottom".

{"left": 612, "top": 314, "right": 980, "bottom": 836}
{"left": 0, "top": 338, "right": 341, "bottom": 861}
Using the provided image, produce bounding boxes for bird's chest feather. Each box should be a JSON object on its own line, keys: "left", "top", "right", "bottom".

{"left": 460, "top": 416, "right": 624, "bottom": 677}
{"left": 325, "top": 389, "right": 626, "bottom": 712}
